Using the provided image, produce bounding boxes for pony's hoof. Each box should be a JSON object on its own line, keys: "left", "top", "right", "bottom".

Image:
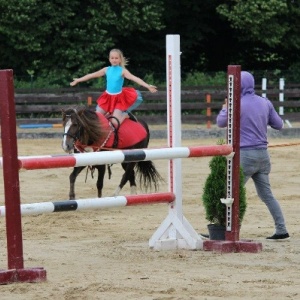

{"left": 113, "top": 187, "right": 121, "bottom": 196}
{"left": 130, "top": 186, "right": 137, "bottom": 195}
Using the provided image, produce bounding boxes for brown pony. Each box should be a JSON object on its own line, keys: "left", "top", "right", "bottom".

{"left": 61, "top": 107, "right": 163, "bottom": 199}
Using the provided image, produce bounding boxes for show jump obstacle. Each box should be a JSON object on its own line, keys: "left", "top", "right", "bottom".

{"left": 0, "top": 35, "right": 262, "bottom": 285}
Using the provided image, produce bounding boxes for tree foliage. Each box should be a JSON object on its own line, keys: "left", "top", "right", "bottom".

{"left": 0, "top": 0, "right": 300, "bottom": 85}
{"left": 217, "top": 0, "right": 289, "bottom": 47}
{"left": 0, "top": 0, "right": 164, "bottom": 84}
{"left": 216, "top": 0, "right": 300, "bottom": 70}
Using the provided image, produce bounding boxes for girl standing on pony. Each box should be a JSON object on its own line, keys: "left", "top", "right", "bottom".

{"left": 70, "top": 49, "right": 157, "bottom": 126}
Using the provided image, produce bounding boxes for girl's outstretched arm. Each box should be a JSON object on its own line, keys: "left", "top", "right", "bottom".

{"left": 70, "top": 68, "right": 106, "bottom": 86}
{"left": 123, "top": 69, "right": 157, "bottom": 93}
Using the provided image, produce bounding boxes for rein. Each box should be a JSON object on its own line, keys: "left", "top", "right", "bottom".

{"left": 63, "top": 109, "right": 121, "bottom": 153}
{"left": 75, "top": 124, "right": 115, "bottom": 152}
{"left": 77, "top": 115, "right": 120, "bottom": 151}
{"left": 107, "top": 115, "right": 120, "bottom": 148}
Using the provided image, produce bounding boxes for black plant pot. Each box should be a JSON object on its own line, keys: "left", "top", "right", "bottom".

{"left": 207, "top": 224, "right": 226, "bottom": 240}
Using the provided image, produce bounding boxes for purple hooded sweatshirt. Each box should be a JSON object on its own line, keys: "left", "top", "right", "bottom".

{"left": 216, "top": 71, "right": 283, "bottom": 149}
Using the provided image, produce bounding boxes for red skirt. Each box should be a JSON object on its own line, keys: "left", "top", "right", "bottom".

{"left": 96, "top": 87, "right": 137, "bottom": 113}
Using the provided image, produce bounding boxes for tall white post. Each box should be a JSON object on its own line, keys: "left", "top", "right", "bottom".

{"left": 167, "top": 34, "right": 182, "bottom": 222}
{"left": 262, "top": 78, "right": 267, "bottom": 98}
{"left": 279, "top": 78, "right": 284, "bottom": 116}
{"left": 149, "top": 35, "right": 202, "bottom": 250}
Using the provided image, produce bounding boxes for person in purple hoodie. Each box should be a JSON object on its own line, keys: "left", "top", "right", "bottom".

{"left": 216, "top": 71, "right": 290, "bottom": 241}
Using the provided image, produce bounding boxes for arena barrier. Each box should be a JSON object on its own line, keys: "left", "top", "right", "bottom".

{"left": 19, "top": 123, "right": 63, "bottom": 129}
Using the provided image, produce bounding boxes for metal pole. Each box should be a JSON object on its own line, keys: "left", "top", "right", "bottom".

{"left": 0, "top": 69, "right": 24, "bottom": 269}
{"left": 226, "top": 65, "right": 241, "bottom": 241}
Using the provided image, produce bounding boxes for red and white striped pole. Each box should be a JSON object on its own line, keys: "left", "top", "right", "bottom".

{"left": 0, "top": 193, "right": 176, "bottom": 217}
{"left": 3, "top": 145, "right": 233, "bottom": 170}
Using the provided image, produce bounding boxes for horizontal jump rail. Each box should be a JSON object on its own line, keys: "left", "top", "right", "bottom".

{"left": 2, "top": 144, "right": 233, "bottom": 170}
{"left": 0, "top": 193, "right": 176, "bottom": 217}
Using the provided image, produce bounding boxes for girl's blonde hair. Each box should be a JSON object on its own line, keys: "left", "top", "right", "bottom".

{"left": 109, "top": 49, "right": 129, "bottom": 68}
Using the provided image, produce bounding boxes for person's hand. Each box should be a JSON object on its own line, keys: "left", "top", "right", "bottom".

{"left": 70, "top": 78, "right": 79, "bottom": 87}
{"left": 148, "top": 85, "right": 157, "bottom": 93}
{"left": 222, "top": 97, "right": 228, "bottom": 109}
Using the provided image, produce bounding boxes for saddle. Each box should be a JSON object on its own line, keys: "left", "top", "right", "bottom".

{"left": 108, "top": 112, "right": 138, "bottom": 148}
{"left": 74, "top": 112, "right": 146, "bottom": 152}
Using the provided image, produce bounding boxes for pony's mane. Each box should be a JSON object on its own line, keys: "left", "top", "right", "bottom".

{"left": 64, "top": 107, "right": 108, "bottom": 145}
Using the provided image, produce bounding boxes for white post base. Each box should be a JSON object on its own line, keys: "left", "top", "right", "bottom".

{"left": 149, "top": 211, "right": 203, "bottom": 250}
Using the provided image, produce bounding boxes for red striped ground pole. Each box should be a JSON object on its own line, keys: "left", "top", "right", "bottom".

{"left": 0, "top": 193, "right": 176, "bottom": 217}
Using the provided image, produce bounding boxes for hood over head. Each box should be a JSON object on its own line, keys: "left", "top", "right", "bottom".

{"left": 241, "top": 71, "right": 255, "bottom": 96}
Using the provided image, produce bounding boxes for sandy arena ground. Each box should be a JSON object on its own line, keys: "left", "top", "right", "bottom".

{"left": 0, "top": 134, "right": 299, "bottom": 299}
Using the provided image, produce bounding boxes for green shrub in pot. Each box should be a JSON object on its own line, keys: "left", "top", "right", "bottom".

{"left": 202, "top": 141, "right": 247, "bottom": 237}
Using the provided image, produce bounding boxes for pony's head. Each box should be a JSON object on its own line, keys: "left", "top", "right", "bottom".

{"left": 61, "top": 107, "right": 106, "bottom": 153}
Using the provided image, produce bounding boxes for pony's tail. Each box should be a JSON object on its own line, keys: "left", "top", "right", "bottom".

{"left": 135, "top": 161, "right": 164, "bottom": 192}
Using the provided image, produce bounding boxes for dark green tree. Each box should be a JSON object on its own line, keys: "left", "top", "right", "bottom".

{"left": 216, "top": 0, "right": 300, "bottom": 70}
{"left": 0, "top": 0, "right": 164, "bottom": 84}
{"left": 1, "top": 0, "right": 300, "bottom": 85}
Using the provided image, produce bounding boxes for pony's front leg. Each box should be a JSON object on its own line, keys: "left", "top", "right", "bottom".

{"left": 95, "top": 165, "right": 106, "bottom": 198}
{"left": 113, "top": 186, "right": 122, "bottom": 197}
{"left": 128, "top": 165, "right": 137, "bottom": 195}
{"left": 69, "top": 166, "right": 85, "bottom": 200}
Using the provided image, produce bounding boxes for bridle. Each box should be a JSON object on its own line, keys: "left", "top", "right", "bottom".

{"left": 62, "top": 112, "right": 82, "bottom": 144}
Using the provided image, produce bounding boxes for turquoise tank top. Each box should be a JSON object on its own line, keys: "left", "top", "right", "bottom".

{"left": 106, "top": 66, "right": 124, "bottom": 94}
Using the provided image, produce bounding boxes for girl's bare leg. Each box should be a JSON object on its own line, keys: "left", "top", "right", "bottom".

{"left": 111, "top": 109, "right": 128, "bottom": 126}
{"left": 96, "top": 105, "right": 106, "bottom": 114}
